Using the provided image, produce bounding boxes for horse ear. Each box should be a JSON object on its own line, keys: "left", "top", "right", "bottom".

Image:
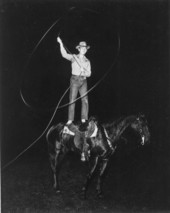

{"left": 137, "top": 113, "right": 148, "bottom": 125}
{"left": 138, "top": 113, "right": 145, "bottom": 119}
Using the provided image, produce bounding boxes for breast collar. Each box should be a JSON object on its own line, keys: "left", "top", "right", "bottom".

{"left": 103, "top": 128, "right": 114, "bottom": 151}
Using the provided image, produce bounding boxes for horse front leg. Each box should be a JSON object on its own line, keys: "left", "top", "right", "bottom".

{"left": 81, "top": 156, "right": 99, "bottom": 199}
{"left": 96, "top": 159, "right": 108, "bottom": 198}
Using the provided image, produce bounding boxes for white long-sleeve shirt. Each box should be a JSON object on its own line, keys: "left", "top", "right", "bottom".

{"left": 59, "top": 43, "right": 91, "bottom": 77}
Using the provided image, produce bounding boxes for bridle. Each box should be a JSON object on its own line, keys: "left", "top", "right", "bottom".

{"left": 136, "top": 117, "right": 146, "bottom": 145}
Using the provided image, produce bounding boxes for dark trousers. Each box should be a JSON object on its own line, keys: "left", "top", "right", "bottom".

{"left": 68, "top": 75, "right": 89, "bottom": 121}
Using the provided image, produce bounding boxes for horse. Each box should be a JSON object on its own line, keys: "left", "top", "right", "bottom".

{"left": 46, "top": 114, "right": 150, "bottom": 199}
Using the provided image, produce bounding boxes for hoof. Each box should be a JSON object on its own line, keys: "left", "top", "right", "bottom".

{"left": 96, "top": 192, "right": 104, "bottom": 199}
{"left": 80, "top": 194, "right": 87, "bottom": 200}
{"left": 80, "top": 190, "right": 87, "bottom": 200}
{"left": 55, "top": 189, "right": 61, "bottom": 194}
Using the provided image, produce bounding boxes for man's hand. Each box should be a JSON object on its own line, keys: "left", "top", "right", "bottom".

{"left": 80, "top": 67, "right": 84, "bottom": 72}
{"left": 80, "top": 67, "right": 87, "bottom": 75}
{"left": 57, "top": 37, "right": 62, "bottom": 44}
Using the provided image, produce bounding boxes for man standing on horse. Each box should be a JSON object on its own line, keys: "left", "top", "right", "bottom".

{"left": 57, "top": 37, "right": 91, "bottom": 126}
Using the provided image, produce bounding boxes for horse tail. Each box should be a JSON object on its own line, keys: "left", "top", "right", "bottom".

{"left": 46, "top": 123, "right": 64, "bottom": 143}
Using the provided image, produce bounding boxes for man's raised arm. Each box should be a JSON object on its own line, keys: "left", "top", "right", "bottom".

{"left": 57, "top": 37, "right": 73, "bottom": 61}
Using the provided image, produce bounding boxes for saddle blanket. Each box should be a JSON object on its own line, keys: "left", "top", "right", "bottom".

{"left": 63, "top": 126, "right": 75, "bottom": 136}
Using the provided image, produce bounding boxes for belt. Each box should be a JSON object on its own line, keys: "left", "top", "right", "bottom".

{"left": 72, "top": 75, "right": 86, "bottom": 80}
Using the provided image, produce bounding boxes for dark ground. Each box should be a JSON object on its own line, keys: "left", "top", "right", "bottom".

{"left": 1, "top": 138, "right": 170, "bottom": 213}
{"left": 1, "top": 0, "right": 170, "bottom": 212}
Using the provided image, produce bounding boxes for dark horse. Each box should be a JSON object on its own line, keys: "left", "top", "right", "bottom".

{"left": 46, "top": 114, "right": 150, "bottom": 198}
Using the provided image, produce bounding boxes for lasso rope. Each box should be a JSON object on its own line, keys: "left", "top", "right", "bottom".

{"left": 2, "top": 8, "right": 120, "bottom": 170}
{"left": 20, "top": 35, "right": 120, "bottom": 110}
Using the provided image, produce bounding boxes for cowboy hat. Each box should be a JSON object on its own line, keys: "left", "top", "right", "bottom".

{"left": 76, "top": 41, "right": 90, "bottom": 50}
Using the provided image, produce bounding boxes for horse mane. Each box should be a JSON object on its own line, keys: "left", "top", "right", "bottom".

{"left": 103, "top": 116, "right": 128, "bottom": 129}
{"left": 102, "top": 115, "right": 139, "bottom": 141}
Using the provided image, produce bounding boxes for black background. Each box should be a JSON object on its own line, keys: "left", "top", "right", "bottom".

{"left": 1, "top": 0, "right": 169, "bottom": 169}
{"left": 1, "top": 1, "right": 170, "bottom": 212}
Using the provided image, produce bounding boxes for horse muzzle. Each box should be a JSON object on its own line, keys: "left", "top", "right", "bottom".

{"left": 141, "top": 136, "right": 145, "bottom": 145}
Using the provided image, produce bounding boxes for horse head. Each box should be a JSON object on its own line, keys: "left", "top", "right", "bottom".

{"left": 130, "top": 114, "right": 150, "bottom": 145}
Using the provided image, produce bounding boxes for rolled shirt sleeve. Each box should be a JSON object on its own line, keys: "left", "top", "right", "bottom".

{"left": 60, "top": 43, "right": 73, "bottom": 61}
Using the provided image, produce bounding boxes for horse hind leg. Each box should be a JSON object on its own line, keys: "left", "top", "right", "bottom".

{"left": 49, "top": 148, "right": 65, "bottom": 194}
{"left": 81, "top": 157, "right": 99, "bottom": 199}
{"left": 49, "top": 151, "right": 60, "bottom": 193}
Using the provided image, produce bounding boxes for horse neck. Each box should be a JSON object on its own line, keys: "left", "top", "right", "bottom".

{"left": 106, "top": 116, "right": 135, "bottom": 141}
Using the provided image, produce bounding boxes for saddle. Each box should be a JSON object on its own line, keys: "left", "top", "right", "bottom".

{"left": 62, "top": 121, "right": 98, "bottom": 137}
{"left": 62, "top": 120, "right": 98, "bottom": 150}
